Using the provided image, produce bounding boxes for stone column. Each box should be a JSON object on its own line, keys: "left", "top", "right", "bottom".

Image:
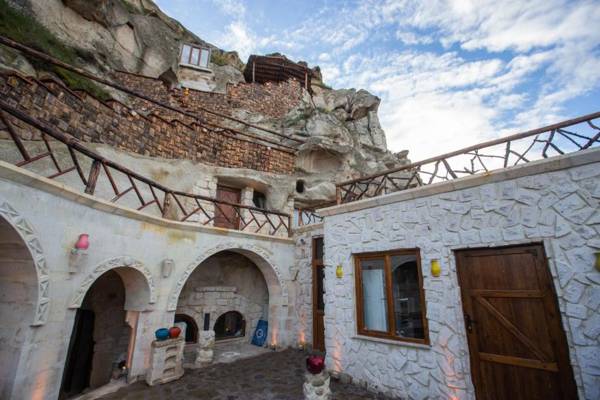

{"left": 303, "top": 371, "right": 331, "bottom": 400}
{"left": 195, "top": 329, "right": 215, "bottom": 367}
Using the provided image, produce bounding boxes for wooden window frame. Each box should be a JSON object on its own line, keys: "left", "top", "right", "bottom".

{"left": 354, "top": 249, "right": 430, "bottom": 345}
{"left": 180, "top": 43, "right": 211, "bottom": 69}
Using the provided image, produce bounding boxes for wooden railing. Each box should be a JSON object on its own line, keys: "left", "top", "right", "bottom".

{"left": 0, "top": 100, "right": 292, "bottom": 236}
{"left": 336, "top": 111, "right": 600, "bottom": 204}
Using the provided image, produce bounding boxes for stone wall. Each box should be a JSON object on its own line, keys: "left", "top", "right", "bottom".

{"left": 175, "top": 251, "right": 269, "bottom": 343}
{"left": 113, "top": 70, "right": 303, "bottom": 122}
{"left": 0, "top": 218, "right": 37, "bottom": 400}
{"left": 321, "top": 152, "right": 600, "bottom": 400}
{"left": 0, "top": 72, "right": 295, "bottom": 174}
{"left": 292, "top": 223, "right": 324, "bottom": 348}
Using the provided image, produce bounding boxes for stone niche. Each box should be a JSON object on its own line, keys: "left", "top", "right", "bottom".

{"left": 175, "top": 251, "right": 269, "bottom": 344}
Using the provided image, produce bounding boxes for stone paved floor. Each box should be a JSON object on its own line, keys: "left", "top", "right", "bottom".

{"left": 98, "top": 349, "right": 395, "bottom": 400}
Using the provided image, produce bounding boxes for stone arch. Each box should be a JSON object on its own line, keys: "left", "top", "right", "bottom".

{"left": 0, "top": 199, "right": 49, "bottom": 326}
{"left": 167, "top": 242, "right": 288, "bottom": 346}
{"left": 167, "top": 242, "right": 286, "bottom": 311}
{"left": 69, "top": 256, "right": 156, "bottom": 311}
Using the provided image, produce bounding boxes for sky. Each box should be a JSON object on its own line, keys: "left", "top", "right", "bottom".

{"left": 155, "top": 0, "right": 600, "bottom": 161}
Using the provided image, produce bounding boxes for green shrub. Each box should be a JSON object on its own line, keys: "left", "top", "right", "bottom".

{"left": 210, "top": 51, "right": 229, "bottom": 67}
{"left": 0, "top": 0, "right": 111, "bottom": 101}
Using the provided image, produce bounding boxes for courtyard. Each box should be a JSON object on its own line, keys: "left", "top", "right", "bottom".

{"left": 97, "top": 350, "right": 390, "bottom": 400}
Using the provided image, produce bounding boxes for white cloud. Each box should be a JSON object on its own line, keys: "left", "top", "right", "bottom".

{"left": 212, "top": 0, "right": 246, "bottom": 19}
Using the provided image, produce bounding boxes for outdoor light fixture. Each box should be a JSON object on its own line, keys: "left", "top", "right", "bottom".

{"left": 69, "top": 234, "right": 90, "bottom": 274}
{"left": 74, "top": 233, "right": 90, "bottom": 250}
{"left": 595, "top": 252, "right": 600, "bottom": 272}
{"left": 336, "top": 264, "right": 343, "bottom": 278}
{"left": 431, "top": 259, "right": 441, "bottom": 277}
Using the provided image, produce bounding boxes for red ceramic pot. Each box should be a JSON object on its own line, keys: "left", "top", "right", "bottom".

{"left": 169, "top": 326, "right": 181, "bottom": 339}
{"left": 306, "top": 355, "right": 325, "bottom": 374}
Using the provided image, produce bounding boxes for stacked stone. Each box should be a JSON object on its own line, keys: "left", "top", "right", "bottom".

{"left": 0, "top": 73, "right": 295, "bottom": 174}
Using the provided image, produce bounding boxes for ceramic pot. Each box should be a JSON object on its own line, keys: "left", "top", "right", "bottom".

{"left": 169, "top": 326, "right": 181, "bottom": 338}
{"left": 155, "top": 328, "right": 169, "bottom": 341}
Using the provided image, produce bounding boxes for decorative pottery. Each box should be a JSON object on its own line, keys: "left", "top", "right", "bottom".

{"left": 155, "top": 328, "right": 169, "bottom": 341}
{"left": 306, "top": 355, "right": 325, "bottom": 374}
{"left": 75, "top": 234, "right": 89, "bottom": 250}
{"left": 169, "top": 326, "right": 181, "bottom": 338}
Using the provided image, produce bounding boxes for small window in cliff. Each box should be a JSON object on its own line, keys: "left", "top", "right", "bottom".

{"left": 180, "top": 44, "right": 211, "bottom": 69}
{"left": 253, "top": 191, "right": 267, "bottom": 209}
{"left": 296, "top": 180, "right": 305, "bottom": 193}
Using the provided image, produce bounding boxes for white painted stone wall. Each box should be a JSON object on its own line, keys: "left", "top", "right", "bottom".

{"left": 292, "top": 223, "right": 324, "bottom": 348}
{"left": 0, "top": 161, "right": 296, "bottom": 400}
{"left": 321, "top": 154, "right": 600, "bottom": 400}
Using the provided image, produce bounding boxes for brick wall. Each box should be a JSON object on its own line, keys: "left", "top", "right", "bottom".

{"left": 113, "top": 70, "right": 303, "bottom": 122}
{"left": 0, "top": 73, "right": 295, "bottom": 174}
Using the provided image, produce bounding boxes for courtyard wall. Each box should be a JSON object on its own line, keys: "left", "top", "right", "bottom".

{"left": 0, "top": 160, "right": 296, "bottom": 400}
{"left": 319, "top": 148, "right": 600, "bottom": 400}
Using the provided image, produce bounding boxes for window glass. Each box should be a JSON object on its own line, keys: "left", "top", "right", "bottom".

{"left": 252, "top": 191, "right": 266, "bottom": 209}
{"left": 180, "top": 44, "right": 191, "bottom": 64}
{"left": 314, "top": 237, "right": 324, "bottom": 261}
{"left": 199, "top": 48, "right": 210, "bottom": 68}
{"left": 316, "top": 265, "right": 325, "bottom": 311}
{"left": 190, "top": 47, "right": 200, "bottom": 65}
{"left": 360, "top": 258, "right": 388, "bottom": 332}
{"left": 391, "top": 255, "right": 424, "bottom": 339}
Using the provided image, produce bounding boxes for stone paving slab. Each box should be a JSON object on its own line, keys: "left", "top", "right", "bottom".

{"left": 98, "top": 349, "right": 395, "bottom": 400}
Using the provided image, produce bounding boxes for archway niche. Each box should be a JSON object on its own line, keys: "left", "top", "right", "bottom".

{"left": 175, "top": 250, "right": 274, "bottom": 360}
{"left": 0, "top": 217, "right": 37, "bottom": 400}
{"left": 175, "top": 313, "right": 199, "bottom": 343}
{"left": 60, "top": 266, "right": 151, "bottom": 399}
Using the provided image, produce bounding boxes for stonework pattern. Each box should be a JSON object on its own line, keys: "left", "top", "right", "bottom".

{"left": 69, "top": 256, "right": 157, "bottom": 309}
{"left": 0, "top": 199, "right": 50, "bottom": 326}
{"left": 323, "top": 162, "right": 600, "bottom": 400}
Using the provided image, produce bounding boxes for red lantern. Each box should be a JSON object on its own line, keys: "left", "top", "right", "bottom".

{"left": 306, "top": 355, "right": 325, "bottom": 374}
{"left": 75, "top": 234, "right": 89, "bottom": 250}
{"left": 169, "top": 326, "right": 181, "bottom": 339}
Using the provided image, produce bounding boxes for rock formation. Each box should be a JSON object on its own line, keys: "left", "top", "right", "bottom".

{"left": 0, "top": 0, "right": 409, "bottom": 209}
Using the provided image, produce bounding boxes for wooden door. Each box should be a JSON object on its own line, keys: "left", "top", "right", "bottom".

{"left": 456, "top": 245, "right": 578, "bottom": 400}
{"left": 312, "top": 237, "right": 325, "bottom": 353}
{"left": 59, "top": 309, "right": 95, "bottom": 399}
{"left": 214, "top": 185, "right": 241, "bottom": 229}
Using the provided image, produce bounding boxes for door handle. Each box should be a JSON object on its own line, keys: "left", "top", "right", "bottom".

{"left": 464, "top": 313, "right": 477, "bottom": 333}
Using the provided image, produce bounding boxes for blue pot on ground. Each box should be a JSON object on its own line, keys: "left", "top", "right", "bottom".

{"left": 155, "top": 328, "right": 169, "bottom": 341}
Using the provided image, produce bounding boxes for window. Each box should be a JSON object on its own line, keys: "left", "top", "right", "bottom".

{"left": 354, "top": 249, "right": 428, "bottom": 344}
{"left": 180, "top": 43, "right": 211, "bottom": 69}
{"left": 253, "top": 190, "right": 267, "bottom": 209}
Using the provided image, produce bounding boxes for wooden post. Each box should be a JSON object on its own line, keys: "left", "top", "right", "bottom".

{"left": 85, "top": 160, "right": 101, "bottom": 195}
{"left": 252, "top": 61, "right": 255, "bottom": 83}
{"left": 336, "top": 186, "right": 342, "bottom": 205}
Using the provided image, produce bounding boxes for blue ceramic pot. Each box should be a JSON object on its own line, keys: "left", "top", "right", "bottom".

{"left": 155, "top": 328, "right": 169, "bottom": 341}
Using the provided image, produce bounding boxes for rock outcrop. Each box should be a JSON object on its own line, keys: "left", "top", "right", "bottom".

{"left": 0, "top": 0, "right": 409, "bottom": 209}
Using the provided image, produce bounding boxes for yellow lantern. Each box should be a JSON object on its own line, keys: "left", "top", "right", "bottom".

{"left": 336, "top": 264, "right": 343, "bottom": 278}
{"left": 431, "top": 259, "right": 441, "bottom": 277}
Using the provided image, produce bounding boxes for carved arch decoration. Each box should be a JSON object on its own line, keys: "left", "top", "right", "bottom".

{"left": 0, "top": 199, "right": 50, "bottom": 326}
{"left": 69, "top": 256, "right": 157, "bottom": 309}
{"left": 167, "top": 241, "right": 287, "bottom": 311}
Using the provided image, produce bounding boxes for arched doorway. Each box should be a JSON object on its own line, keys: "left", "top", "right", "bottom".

{"left": 0, "top": 216, "right": 38, "bottom": 400}
{"left": 60, "top": 266, "right": 151, "bottom": 399}
{"left": 175, "top": 313, "right": 199, "bottom": 343}
{"left": 174, "top": 250, "right": 272, "bottom": 360}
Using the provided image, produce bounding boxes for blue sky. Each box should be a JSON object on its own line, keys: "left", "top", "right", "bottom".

{"left": 155, "top": 0, "right": 600, "bottom": 161}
